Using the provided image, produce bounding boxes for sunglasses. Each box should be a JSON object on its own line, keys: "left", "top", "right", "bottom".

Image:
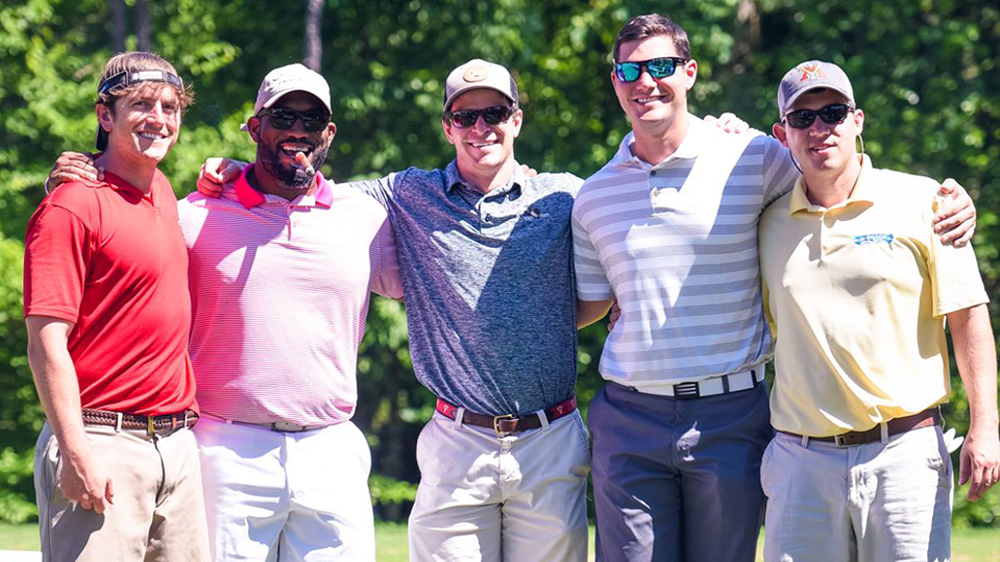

{"left": 614, "top": 57, "right": 688, "bottom": 82}
{"left": 445, "top": 105, "right": 514, "bottom": 128}
{"left": 784, "top": 103, "right": 853, "bottom": 129}
{"left": 258, "top": 108, "right": 331, "bottom": 132}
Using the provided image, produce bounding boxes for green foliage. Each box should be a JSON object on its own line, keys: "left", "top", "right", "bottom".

{"left": 0, "top": 0, "right": 997, "bottom": 527}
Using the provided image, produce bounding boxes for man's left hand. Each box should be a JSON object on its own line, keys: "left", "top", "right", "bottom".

{"left": 934, "top": 178, "right": 977, "bottom": 246}
{"left": 959, "top": 425, "right": 1000, "bottom": 502}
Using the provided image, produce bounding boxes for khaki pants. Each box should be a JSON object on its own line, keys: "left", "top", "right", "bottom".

{"left": 34, "top": 422, "right": 210, "bottom": 562}
{"left": 408, "top": 410, "right": 591, "bottom": 562}
{"left": 762, "top": 426, "right": 953, "bottom": 562}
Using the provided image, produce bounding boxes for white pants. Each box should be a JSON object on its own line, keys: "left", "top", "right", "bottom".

{"left": 762, "top": 425, "right": 953, "bottom": 562}
{"left": 194, "top": 417, "right": 375, "bottom": 562}
{"left": 408, "top": 410, "right": 591, "bottom": 562}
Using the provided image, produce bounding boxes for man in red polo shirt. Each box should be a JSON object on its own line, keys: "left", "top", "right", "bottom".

{"left": 23, "top": 52, "right": 209, "bottom": 561}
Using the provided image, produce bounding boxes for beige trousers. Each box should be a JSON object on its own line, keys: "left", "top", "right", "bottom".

{"left": 34, "top": 422, "right": 210, "bottom": 562}
{"left": 762, "top": 425, "right": 953, "bottom": 562}
{"left": 408, "top": 410, "right": 591, "bottom": 562}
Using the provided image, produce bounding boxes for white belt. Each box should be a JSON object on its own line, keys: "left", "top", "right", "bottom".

{"left": 633, "top": 367, "right": 765, "bottom": 399}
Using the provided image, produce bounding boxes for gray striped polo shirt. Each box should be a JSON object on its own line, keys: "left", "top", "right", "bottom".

{"left": 352, "top": 162, "right": 582, "bottom": 416}
{"left": 572, "top": 115, "right": 799, "bottom": 391}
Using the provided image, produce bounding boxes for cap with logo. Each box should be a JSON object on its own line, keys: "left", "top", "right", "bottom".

{"left": 242, "top": 63, "right": 332, "bottom": 131}
{"left": 443, "top": 59, "right": 519, "bottom": 111}
{"left": 777, "top": 60, "right": 855, "bottom": 119}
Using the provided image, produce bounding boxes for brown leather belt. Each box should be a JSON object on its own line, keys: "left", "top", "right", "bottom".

{"left": 81, "top": 408, "right": 198, "bottom": 435}
{"left": 436, "top": 396, "right": 577, "bottom": 437}
{"left": 780, "top": 407, "right": 940, "bottom": 447}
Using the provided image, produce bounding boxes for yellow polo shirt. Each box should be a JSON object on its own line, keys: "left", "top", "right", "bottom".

{"left": 759, "top": 155, "right": 989, "bottom": 437}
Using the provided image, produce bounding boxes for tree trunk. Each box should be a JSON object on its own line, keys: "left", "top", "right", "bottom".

{"left": 304, "top": 0, "right": 324, "bottom": 71}
{"left": 110, "top": 0, "right": 126, "bottom": 52}
{"left": 135, "top": 0, "right": 151, "bottom": 51}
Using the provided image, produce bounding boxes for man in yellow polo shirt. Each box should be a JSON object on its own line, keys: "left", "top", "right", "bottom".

{"left": 759, "top": 60, "right": 999, "bottom": 562}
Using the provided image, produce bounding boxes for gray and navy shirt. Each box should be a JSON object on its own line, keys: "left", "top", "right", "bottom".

{"left": 572, "top": 115, "right": 799, "bottom": 391}
{"left": 352, "top": 161, "right": 582, "bottom": 416}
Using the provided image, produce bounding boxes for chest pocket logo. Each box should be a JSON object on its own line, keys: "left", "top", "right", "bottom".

{"left": 853, "top": 233, "right": 894, "bottom": 246}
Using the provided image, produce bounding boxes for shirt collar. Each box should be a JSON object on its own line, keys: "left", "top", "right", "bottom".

{"left": 443, "top": 159, "right": 524, "bottom": 195}
{"left": 788, "top": 154, "right": 875, "bottom": 215}
{"left": 610, "top": 113, "right": 709, "bottom": 169}
{"left": 233, "top": 164, "right": 334, "bottom": 209}
{"left": 100, "top": 170, "right": 160, "bottom": 204}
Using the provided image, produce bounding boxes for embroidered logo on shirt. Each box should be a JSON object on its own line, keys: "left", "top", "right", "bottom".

{"left": 853, "top": 233, "right": 894, "bottom": 246}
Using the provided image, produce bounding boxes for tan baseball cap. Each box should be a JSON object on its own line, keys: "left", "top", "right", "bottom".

{"left": 777, "top": 60, "right": 855, "bottom": 119}
{"left": 242, "top": 63, "right": 332, "bottom": 130}
{"left": 443, "top": 59, "right": 519, "bottom": 111}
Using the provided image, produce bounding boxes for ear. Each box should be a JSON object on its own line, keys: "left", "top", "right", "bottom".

{"left": 610, "top": 67, "right": 619, "bottom": 88}
{"left": 441, "top": 118, "right": 457, "bottom": 146}
{"left": 326, "top": 121, "right": 337, "bottom": 143}
{"left": 509, "top": 108, "right": 523, "bottom": 139}
{"left": 853, "top": 108, "right": 864, "bottom": 136}
{"left": 95, "top": 103, "right": 114, "bottom": 134}
{"left": 772, "top": 122, "right": 789, "bottom": 147}
{"left": 247, "top": 116, "right": 262, "bottom": 143}
{"left": 683, "top": 59, "right": 698, "bottom": 91}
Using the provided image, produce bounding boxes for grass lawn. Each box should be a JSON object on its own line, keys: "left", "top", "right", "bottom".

{"left": 2, "top": 522, "right": 997, "bottom": 561}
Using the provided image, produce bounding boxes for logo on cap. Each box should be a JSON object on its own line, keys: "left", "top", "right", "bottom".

{"left": 463, "top": 66, "right": 488, "bottom": 83}
{"left": 797, "top": 62, "right": 826, "bottom": 81}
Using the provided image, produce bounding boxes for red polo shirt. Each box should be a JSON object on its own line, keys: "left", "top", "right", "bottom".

{"left": 23, "top": 170, "right": 196, "bottom": 415}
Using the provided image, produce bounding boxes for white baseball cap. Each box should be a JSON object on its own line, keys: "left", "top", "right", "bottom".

{"left": 242, "top": 63, "right": 332, "bottom": 130}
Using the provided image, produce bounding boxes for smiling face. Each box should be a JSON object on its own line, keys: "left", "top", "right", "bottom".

{"left": 97, "top": 83, "right": 181, "bottom": 165}
{"left": 773, "top": 89, "right": 864, "bottom": 178}
{"left": 612, "top": 35, "right": 697, "bottom": 137}
{"left": 442, "top": 88, "right": 522, "bottom": 179}
{"left": 247, "top": 90, "right": 336, "bottom": 192}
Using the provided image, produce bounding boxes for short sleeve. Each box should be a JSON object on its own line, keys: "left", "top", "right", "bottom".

{"left": 571, "top": 196, "right": 613, "bottom": 300}
{"left": 928, "top": 197, "right": 989, "bottom": 317}
{"left": 761, "top": 137, "right": 800, "bottom": 209}
{"left": 370, "top": 217, "right": 403, "bottom": 299}
{"left": 23, "top": 204, "right": 92, "bottom": 323}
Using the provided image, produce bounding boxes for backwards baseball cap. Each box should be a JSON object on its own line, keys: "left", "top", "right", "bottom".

{"left": 443, "top": 59, "right": 519, "bottom": 111}
{"left": 777, "top": 60, "right": 855, "bottom": 119}
{"left": 242, "top": 63, "right": 332, "bottom": 131}
{"left": 95, "top": 69, "right": 185, "bottom": 150}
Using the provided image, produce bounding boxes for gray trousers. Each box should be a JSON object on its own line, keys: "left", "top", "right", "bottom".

{"left": 589, "top": 380, "right": 772, "bottom": 562}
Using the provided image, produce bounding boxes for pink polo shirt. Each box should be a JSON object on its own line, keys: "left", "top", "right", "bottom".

{"left": 178, "top": 166, "right": 402, "bottom": 425}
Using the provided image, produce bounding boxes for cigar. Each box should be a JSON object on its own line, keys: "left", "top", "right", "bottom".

{"left": 294, "top": 152, "right": 315, "bottom": 175}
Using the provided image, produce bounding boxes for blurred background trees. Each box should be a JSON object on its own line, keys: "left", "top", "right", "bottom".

{"left": 1, "top": 0, "right": 997, "bottom": 526}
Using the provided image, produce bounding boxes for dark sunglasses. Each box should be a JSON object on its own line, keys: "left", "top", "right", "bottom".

{"left": 784, "top": 103, "right": 854, "bottom": 129}
{"left": 445, "top": 105, "right": 514, "bottom": 128}
{"left": 614, "top": 57, "right": 688, "bottom": 82}
{"left": 258, "top": 108, "right": 331, "bottom": 132}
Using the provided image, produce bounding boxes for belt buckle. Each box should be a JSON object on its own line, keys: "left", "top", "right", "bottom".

{"left": 147, "top": 416, "right": 156, "bottom": 435}
{"left": 673, "top": 381, "right": 700, "bottom": 399}
{"left": 493, "top": 414, "right": 515, "bottom": 437}
{"left": 833, "top": 433, "right": 849, "bottom": 447}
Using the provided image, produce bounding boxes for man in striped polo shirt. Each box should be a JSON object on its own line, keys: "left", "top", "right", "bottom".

{"left": 571, "top": 14, "right": 978, "bottom": 562}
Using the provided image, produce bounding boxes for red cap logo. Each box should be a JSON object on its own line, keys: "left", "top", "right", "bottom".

{"left": 797, "top": 63, "right": 826, "bottom": 81}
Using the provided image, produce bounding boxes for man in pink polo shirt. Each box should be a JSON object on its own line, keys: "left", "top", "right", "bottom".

{"left": 46, "top": 64, "right": 402, "bottom": 561}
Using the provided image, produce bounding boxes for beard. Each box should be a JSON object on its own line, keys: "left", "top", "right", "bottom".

{"left": 256, "top": 141, "right": 330, "bottom": 190}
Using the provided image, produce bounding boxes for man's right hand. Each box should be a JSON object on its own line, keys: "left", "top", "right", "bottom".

{"left": 46, "top": 152, "right": 103, "bottom": 192}
{"left": 59, "top": 449, "right": 114, "bottom": 513}
{"left": 196, "top": 157, "right": 245, "bottom": 197}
